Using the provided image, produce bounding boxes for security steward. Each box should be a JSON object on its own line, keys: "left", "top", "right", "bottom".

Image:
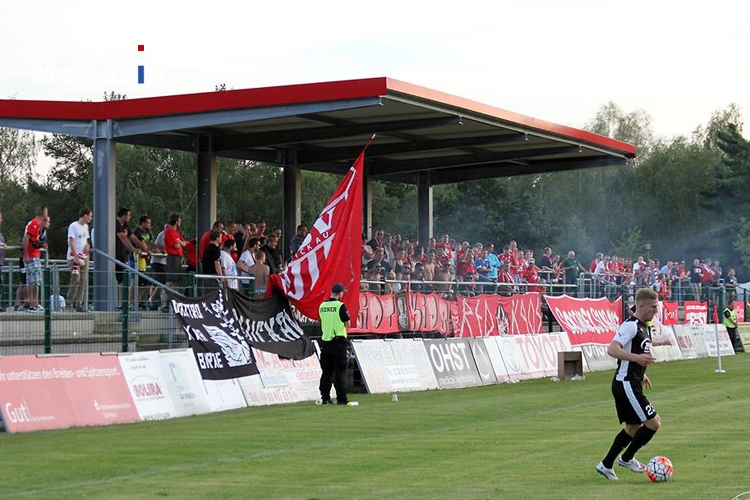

{"left": 723, "top": 300, "right": 739, "bottom": 351}
{"left": 318, "top": 283, "right": 353, "bottom": 405}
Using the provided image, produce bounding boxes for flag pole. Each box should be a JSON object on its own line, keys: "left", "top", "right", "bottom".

{"left": 714, "top": 305, "right": 725, "bottom": 374}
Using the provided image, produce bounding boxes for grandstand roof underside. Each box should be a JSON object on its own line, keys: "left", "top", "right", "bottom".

{"left": 0, "top": 77, "right": 635, "bottom": 185}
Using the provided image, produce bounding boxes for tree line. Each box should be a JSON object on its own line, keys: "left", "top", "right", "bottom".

{"left": 1, "top": 95, "right": 748, "bottom": 278}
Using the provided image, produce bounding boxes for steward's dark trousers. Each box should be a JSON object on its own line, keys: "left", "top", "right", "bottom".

{"left": 319, "top": 338, "right": 349, "bottom": 404}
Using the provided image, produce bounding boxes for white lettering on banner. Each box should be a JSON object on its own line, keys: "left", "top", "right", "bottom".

{"left": 242, "top": 312, "right": 305, "bottom": 343}
{"left": 170, "top": 301, "right": 204, "bottom": 319}
{"left": 552, "top": 307, "right": 620, "bottom": 336}
{"left": 429, "top": 343, "right": 470, "bottom": 372}
{"left": 196, "top": 352, "right": 224, "bottom": 370}
{"left": 281, "top": 235, "right": 335, "bottom": 300}
{"left": 5, "top": 400, "right": 32, "bottom": 423}
{"left": 511, "top": 297, "right": 540, "bottom": 334}
{"left": 182, "top": 325, "right": 208, "bottom": 342}
{"left": 281, "top": 164, "right": 357, "bottom": 299}
{"left": 459, "top": 298, "right": 477, "bottom": 337}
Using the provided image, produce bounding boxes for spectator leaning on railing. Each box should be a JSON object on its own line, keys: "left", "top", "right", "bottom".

{"left": 67, "top": 207, "right": 92, "bottom": 312}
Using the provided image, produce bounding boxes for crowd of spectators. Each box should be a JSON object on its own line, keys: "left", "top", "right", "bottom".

{"left": 359, "top": 229, "right": 739, "bottom": 303}
{"left": 4, "top": 204, "right": 741, "bottom": 312}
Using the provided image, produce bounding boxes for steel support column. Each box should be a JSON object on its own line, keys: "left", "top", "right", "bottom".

{"left": 197, "top": 135, "right": 217, "bottom": 244}
{"left": 283, "top": 150, "right": 301, "bottom": 262}
{"left": 363, "top": 161, "right": 373, "bottom": 239}
{"left": 418, "top": 172, "right": 433, "bottom": 246}
{"left": 92, "top": 120, "right": 117, "bottom": 311}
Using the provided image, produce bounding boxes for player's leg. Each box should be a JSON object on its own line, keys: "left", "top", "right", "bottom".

{"left": 619, "top": 385, "right": 660, "bottom": 468}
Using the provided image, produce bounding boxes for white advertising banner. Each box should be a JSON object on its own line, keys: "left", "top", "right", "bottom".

{"left": 579, "top": 343, "right": 617, "bottom": 372}
{"left": 351, "top": 339, "right": 396, "bottom": 394}
{"left": 466, "top": 338, "right": 497, "bottom": 386}
{"left": 239, "top": 349, "right": 321, "bottom": 406}
{"left": 203, "top": 378, "right": 247, "bottom": 412}
{"left": 158, "top": 349, "right": 212, "bottom": 417}
{"left": 482, "top": 337, "right": 511, "bottom": 383}
{"left": 673, "top": 325, "right": 700, "bottom": 359}
{"left": 684, "top": 324, "right": 709, "bottom": 358}
{"left": 385, "top": 339, "right": 439, "bottom": 392}
{"left": 510, "top": 335, "right": 547, "bottom": 380}
{"left": 650, "top": 324, "right": 683, "bottom": 362}
{"left": 699, "top": 324, "right": 735, "bottom": 357}
{"left": 117, "top": 351, "right": 178, "bottom": 421}
{"left": 495, "top": 336, "right": 526, "bottom": 382}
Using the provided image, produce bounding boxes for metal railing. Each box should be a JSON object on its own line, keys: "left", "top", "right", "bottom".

{"left": 0, "top": 254, "right": 740, "bottom": 355}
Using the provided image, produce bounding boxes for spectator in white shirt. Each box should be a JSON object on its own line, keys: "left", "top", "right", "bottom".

{"left": 67, "top": 208, "right": 92, "bottom": 312}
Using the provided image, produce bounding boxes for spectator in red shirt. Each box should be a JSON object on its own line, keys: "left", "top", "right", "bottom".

{"left": 164, "top": 214, "right": 187, "bottom": 307}
{"left": 183, "top": 238, "right": 198, "bottom": 273}
{"left": 23, "top": 206, "right": 48, "bottom": 312}
{"left": 523, "top": 258, "right": 544, "bottom": 293}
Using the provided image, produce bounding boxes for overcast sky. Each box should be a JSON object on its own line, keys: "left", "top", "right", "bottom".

{"left": 2, "top": 0, "right": 749, "bottom": 158}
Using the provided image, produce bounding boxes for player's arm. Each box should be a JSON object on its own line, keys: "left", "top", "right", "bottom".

{"left": 607, "top": 340, "right": 655, "bottom": 367}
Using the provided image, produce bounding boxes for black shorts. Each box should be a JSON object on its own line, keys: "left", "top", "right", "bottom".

{"left": 166, "top": 255, "right": 183, "bottom": 284}
{"left": 151, "top": 262, "right": 167, "bottom": 284}
{"left": 612, "top": 379, "right": 657, "bottom": 425}
{"left": 115, "top": 263, "right": 127, "bottom": 284}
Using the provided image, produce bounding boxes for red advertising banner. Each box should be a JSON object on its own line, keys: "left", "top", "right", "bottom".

{"left": 660, "top": 301, "right": 679, "bottom": 326}
{"left": 734, "top": 301, "right": 745, "bottom": 323}
{"left": 407, "top": 292, "right": 452, "bottom": 335}
{"left": 545, "top": 295, "right": 623, "bottom": 346}
{"left": 498, "top": 293, "right": 543, "bottom": 334}
{"left": 0, "top": 354, "right": 138, "bottom": 433}
{"left": 684, "top": 301, "right": 707, "bottom": 325}
{"left": 450, "top": 301, "right": 460, "bottom": 335}
{"left": 457, "top": 295, "right": 500, "bottom": 337}
{"left": 350, "top": 292, "right": 399, "bottom": 334}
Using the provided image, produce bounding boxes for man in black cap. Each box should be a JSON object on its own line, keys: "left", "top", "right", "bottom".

{"left": 317, "top": 282, "right": 356, "bottom": 406}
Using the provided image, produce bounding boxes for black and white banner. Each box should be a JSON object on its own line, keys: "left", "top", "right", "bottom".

{"left": 227, "top": 289, "right": 315, "bottom": 361}
{"left": 170, "top": 290, "right": 314, "bottom": 380}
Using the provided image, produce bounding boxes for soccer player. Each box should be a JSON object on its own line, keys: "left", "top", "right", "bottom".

{"left": 596, "top": 288, "right": 661, "bottom": 480}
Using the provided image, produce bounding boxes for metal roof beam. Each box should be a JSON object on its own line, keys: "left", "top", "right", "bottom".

{"left": 213, "top": 115, "right": 461, "bottom": 153}
{"left": 0, "top": 118, "right": 93, "bottom": 137}
{"left": 297, "top": 132, "right": 527, "bottom": 164}
{"left": 118, "top": 133, "right": 196, "bottom": 151}
{"left": 429, "top": 156, "right": 628, "bottom": 184}
{"left": 370, "top": 145, "right": 582, "bottom": 177}
{"left": 112, "top": 97, "right": 382, "bottom": 138}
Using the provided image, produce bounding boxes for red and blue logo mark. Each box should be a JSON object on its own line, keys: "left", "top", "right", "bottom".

{"left": 138, "top": 44, "right": 144, "bottom": 84}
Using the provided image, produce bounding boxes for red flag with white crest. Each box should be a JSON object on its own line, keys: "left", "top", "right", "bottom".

{"left": 266, "top": 150, "right": 364, "bottom": 321}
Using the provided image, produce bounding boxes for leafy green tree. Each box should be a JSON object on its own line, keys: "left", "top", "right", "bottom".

{"left": 612, "top": 227, "right": 645, "bottom": 260}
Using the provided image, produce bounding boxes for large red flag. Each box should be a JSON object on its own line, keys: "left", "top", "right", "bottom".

{"left": 266, "top": 151, "right": 364, "bottom": 321}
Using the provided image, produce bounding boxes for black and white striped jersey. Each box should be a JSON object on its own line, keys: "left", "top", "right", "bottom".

{"left": 611, "top": 316, "right": 652, "bottom": 384}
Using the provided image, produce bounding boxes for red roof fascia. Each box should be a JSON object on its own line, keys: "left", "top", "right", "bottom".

{"left": 385, "top": 78, "right": 636, "bottom": 158}
{"left": 0, "top": 76, "right": 635, "bottom": 158}
{"left": 0, "top": 77, "right": 390, "bottom": 121}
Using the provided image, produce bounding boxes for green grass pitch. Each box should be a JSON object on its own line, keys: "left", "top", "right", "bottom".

{"left": 1, "top": 354, "right": 748, "bottom": 499}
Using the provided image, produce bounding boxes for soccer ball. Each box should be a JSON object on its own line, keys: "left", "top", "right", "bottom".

{"left": 646, "top": 456, "right": 674, "bottom": 482}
